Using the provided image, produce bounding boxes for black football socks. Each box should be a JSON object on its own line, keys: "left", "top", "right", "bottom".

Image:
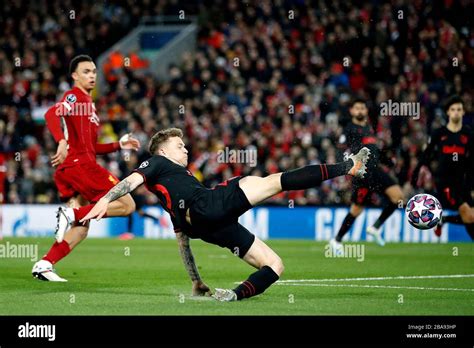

{"left": 373, "top": 202, "right": 398, "bottom": 229}
{"left": 281, "top": 161, "right": 353, "bottom": 191}
{"left": 335, "top": 213, "right": 357, "bottom": 242}
{"left": 233, "top": 266, "right": 279, "bottom": 300}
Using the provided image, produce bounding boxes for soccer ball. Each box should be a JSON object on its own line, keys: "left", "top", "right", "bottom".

{"left": 405, "top": 194, "right": 443, "bottom": 230}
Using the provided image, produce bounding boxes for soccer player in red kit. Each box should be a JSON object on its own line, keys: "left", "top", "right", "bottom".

{"left": 32, "top": 55, "right": 140, "bottom": 281}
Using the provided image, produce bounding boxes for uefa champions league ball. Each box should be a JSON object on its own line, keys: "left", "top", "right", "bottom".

{"left": 405, "top": 193, "right": 443, "bottom": 230}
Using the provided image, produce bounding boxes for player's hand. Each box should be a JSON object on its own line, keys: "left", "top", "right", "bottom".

{"left": 119, "top": 133, "right": 140, "bottom": 151}
{"left": 51, "top": 139, "right": 68, "bottom": 167}
{"left": 192, "top": 280, "right": 212, "bottom": 296}
{"left": 79, "top": 197, "right": 109, "bottom": 223}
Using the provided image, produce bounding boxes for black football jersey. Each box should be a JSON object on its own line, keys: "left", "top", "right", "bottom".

{"left": 419, "top": 125, "right": 473, "bottom": 183}
{"left": 134, "top": 155, "right": 206, "bottom": 232}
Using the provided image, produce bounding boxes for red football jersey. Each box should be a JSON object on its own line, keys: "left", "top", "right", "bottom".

{"left": 45, "top": 86, "right": 119, "bottom": 169}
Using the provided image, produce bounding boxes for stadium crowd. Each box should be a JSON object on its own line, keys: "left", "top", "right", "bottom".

{"left": 0, "top": 0, "right": 472, "bottom": 206}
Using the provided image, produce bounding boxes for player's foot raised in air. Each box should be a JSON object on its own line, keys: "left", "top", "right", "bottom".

{"left": 55, "top": 206, "right": 74, "bottom": 243}
{"left": 329, "top": 238, "right": 344, "bottom": 256}
{"left": 32, "top": 260, "right": 68, "bottom": 282}
{"left": 347, "top": 147, "right": 371, "bottom": 178}
{"left": 212, "top": 288, "right": 237, "bottom": 302}
{"left": 366, "top": 226, "right": 385, "bottom": 246}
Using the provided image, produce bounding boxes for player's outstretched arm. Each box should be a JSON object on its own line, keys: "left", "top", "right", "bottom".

{"left": 176, "top": 231, "right": 212, "bottom": 296}
{"left": 95, "top": 133, "right": 141, "bottom": 154}
{"left": 80, "top": 172, "right": 144, "bottom": 222}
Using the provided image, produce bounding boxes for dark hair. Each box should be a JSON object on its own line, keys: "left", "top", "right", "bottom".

{"left": 149, "top": 128, "right": 183, "bottom": 154}
{"left": 350, "top": 98, "right": 367, "bottom": 108}
{"left": 69, "top": 55, "right": 93, "bottom": 75}
{"left": 443, "top": 95, "right": 464, "bottom": 113}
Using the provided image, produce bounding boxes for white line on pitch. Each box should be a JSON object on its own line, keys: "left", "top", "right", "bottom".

{"left": 276, "top": 283, "right": 474, "bottom": 292}
{"left": 276, "top": 274, "right": 474, "bottom": 283}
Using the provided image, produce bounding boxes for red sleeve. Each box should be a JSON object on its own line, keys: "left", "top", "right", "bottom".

{"left": 95, "top": 142, "right": 120, "bottom": 154}
{"left": 44, "top": 103, "right": 65, "bottom": 143}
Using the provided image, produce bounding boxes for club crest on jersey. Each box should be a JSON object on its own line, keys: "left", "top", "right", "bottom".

{"left": 65, "top": 94, "right": 77, "bottom": 104}
{"left": 460, "top": 135, "right": 468, "bottom": 144}
{"left": 139, "top": 161, "right": 149, "bottom": 169}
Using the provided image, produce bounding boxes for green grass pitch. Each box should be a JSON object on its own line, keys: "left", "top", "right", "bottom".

{"left": 0, "top": 237, "right": 473, "bottom": 315}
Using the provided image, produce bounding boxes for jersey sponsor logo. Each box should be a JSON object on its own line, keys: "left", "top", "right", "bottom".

{"left": 442, "top": 145, "right": 465, "bottom": 155}
{"left": 65, "top": 94, "right": 77, "bottom": 104}
{"left": 139, "top": 161, "right": 149, "bottom": 168}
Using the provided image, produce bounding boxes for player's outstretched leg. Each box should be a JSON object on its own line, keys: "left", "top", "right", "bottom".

{"left": 239, "top": 147, "right": 371, "bottom": 206}
{"left": 55, "top": 194, "right": 136, "bottom": 243}
{"left": 213, "top": 237, "right": 283, "bottom": 302}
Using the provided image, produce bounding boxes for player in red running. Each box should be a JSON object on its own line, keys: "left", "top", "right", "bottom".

{"left": 32, "top": 55, "right": 140, "bottom": 281}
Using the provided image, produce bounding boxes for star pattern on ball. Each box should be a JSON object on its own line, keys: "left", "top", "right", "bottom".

{"left": 412, "top": 199, "right": 426, "bottom": 217}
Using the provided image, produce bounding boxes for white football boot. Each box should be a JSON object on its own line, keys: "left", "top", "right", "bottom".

{"left": 213, "top": 288, "right": 238, "bottom": 302}
{"left": 32, "top": 260, "right": 67, "bottom": 282}
{"left": 55, "top": 206, "right": 75, "bottom": 243}
{"left": 347, "top": 147, "right": 371, "bottom": 178}
{"left": 367, "top": 226, "right": 386, "bottom": 246}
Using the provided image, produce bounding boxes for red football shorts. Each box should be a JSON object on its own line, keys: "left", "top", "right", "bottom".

{"left": 54, "top": 161, "right": 120, "bottom": 203}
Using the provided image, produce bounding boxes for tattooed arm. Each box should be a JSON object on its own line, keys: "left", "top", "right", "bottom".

{"left": 79, "top": 172, "right": 144, "bottom": 222}
{"left": 176, "top": 231, "right": 212, "bottom": 296}
{"left": 104, "top": 173, "right": 144, "bottom": 202}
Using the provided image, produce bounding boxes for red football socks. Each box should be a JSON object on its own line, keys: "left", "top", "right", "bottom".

{"left": 42, "top": 241, "right": 71, "bottom": 265}
{"left": 73, "top": 204, "right": 108, "bottom": 221}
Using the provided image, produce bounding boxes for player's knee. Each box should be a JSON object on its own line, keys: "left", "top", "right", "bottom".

{"left": 269, "top": 255, "right": 284, "bottom": 276}
{"left": 460, "top": 210, "right": 474, "bottom": 224}
{"left": 123, "top": 197, "right": 136, "bottom": 215}
{"left": 390, "top": 195, "right": 404, "bottom": 205}
{"left": 127, "top": 200, "right": 136, "bottom": 215}
{"left": 351, "top": 205, "right": 363, "bottom": 217}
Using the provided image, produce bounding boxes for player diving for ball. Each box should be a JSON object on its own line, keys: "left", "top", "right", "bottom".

{"left": 79, "top": 127, "right": 371, "bottom": 301}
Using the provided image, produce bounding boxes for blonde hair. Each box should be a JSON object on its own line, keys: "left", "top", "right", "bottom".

{"left": 148, "top": 128, "right": 183, "bottom": 154}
